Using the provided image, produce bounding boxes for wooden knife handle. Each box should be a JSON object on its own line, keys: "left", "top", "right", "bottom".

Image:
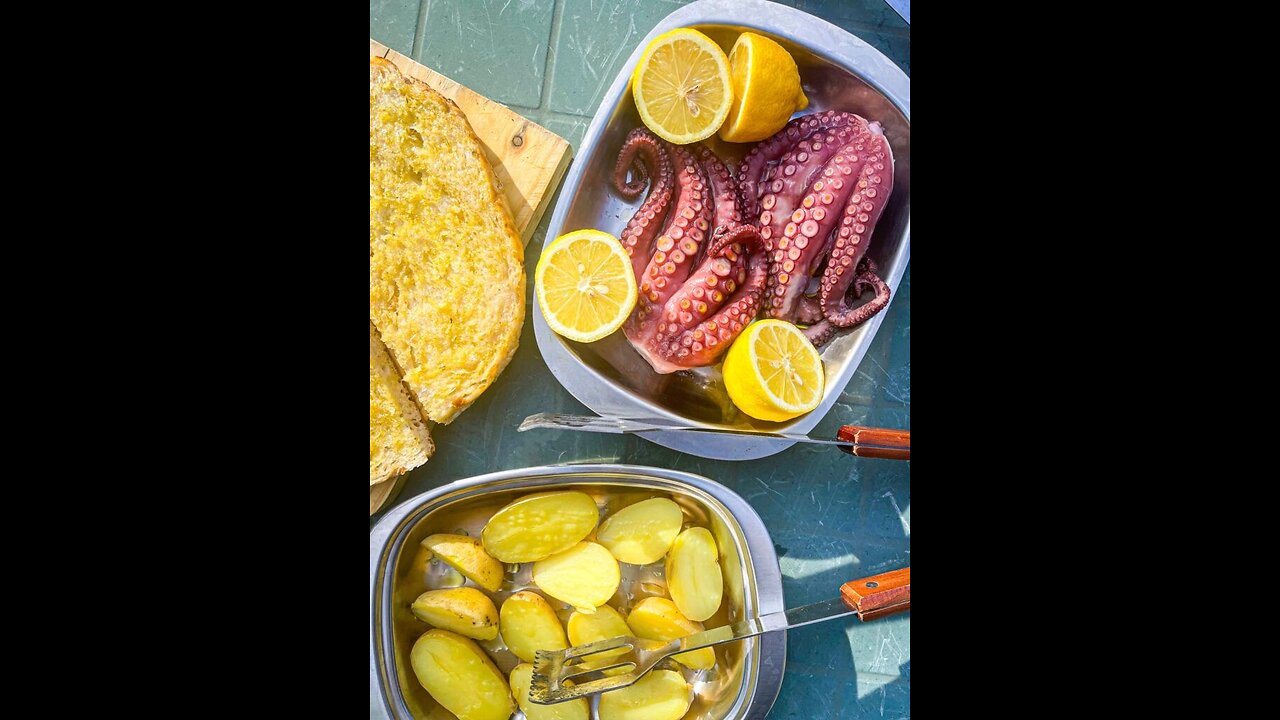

{"left": 840, "top": 567, "right": 910, "bottom": 621}
{"left": 837, "top": 425, "right": 910, "bottom": 460}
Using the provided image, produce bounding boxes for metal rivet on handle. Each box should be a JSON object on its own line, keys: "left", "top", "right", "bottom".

{"left": 866, "top": 581, "right": 879, "bottom": 588}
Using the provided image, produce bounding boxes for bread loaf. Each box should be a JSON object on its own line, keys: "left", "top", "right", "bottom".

{"left": 369, "top": 58, "right": 525, "bottom": 426}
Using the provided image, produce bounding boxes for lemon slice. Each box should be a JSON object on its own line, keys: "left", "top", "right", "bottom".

{"left": 631, "top": 28, "right": 733, "bottom": 144}
{"left": 723, "top": 319, "right": 825, "bottom": 421}
{"left": 536, "top": 230, "right": 638, "bottom": 343}
{"left": 719, "top": 32, "right": 809, "bottom": 143}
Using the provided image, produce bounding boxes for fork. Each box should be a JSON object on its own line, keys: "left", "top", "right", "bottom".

{"left": 529, "top": 567, "right": 910, "bottom": 704}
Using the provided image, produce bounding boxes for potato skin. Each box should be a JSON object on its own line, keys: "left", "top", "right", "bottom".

{"left": 509, "top": 663, "right": 589, "bottom": 720}
{"left": 422, "top": 533, "right": 505, "bottom": 592}
{"left": 482, "top": 491, "right": 601, "bottom": 563}
{"left": 598, "top": 669, "right": 691, "bottom": 720}
{"left": 409, "top": 629, "right": 515, "bottom": 720}
{"left": 626, "top": 596, "right": 715, "bottom": 669}
{"left": 410, "top": 587, "right": 499, "bottom": 641}
{"left": 595, "top": 497, "right": 683, "bottom": 565}
{"left": 499, "top": 590, "right": 568, "bottom": 662}
{"left": 665, "top": 526, "right": 724, "bottom": 622}
{"left": 532, "top": 541, "right": 621, "bottom": 612}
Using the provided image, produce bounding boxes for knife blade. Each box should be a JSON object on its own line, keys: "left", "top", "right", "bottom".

{"left": 518, "top": 412, "right": 909, "bottom": 459}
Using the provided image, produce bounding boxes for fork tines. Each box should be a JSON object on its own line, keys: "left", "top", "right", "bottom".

{"left": 529, "top": 638, "right": 645, "bottom": 704}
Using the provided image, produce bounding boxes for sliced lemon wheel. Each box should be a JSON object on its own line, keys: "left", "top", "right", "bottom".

{"left": 631, "top": 28, "right": 733, "bottom": 144}
{"left": 536, "top": 229, "right": 638, "bottom": 343}
{"left": 720, "top": 32, "right": 809, "bottom": 143}
{"left": 722, "top": 319, "right": 825, "bottom": 421}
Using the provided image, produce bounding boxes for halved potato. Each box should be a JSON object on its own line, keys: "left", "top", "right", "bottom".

{"left": 596, "top": 497, "right": 683, "bottom": 565}
{"left": 482, "top": 491, "right": 600, "bottom": 563}
{"left": 532, "top": 541, "right": 620, "bottom": 613}
{"left": 665, "top": 526, "right": 723, "bottom": 621}
{"left": 410, "top": 629, "right": 515, "bottom": 720}
{"left": 422, "top": 533, "right": 504, "bottom": 592}
{"left": 598, "top": 669, "right": 691, "bottom": 720}
{"left": 411, "top": 588, "right": 499, "bottom": 641}
{"left": 626, "top": 596, "right": 715, "bottom": 669}
{"left": 500, "top": 590, "right": 568, "bottom": 663}
{"left": 567, "top": 604, "right": 631, "bottom": 646}
{"left": 566, "top": 604, "right": 632, "bottom": 662}
{"left": 509, "top": 662, "right": 589, "bottom": 720}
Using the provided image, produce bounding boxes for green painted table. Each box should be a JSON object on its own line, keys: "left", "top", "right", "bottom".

{"left": 370, "top": 1, "right": 910, "bottom": 716}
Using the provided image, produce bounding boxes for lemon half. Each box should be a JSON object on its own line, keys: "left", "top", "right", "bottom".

{"left": 719, "top": 32, "right": 809, "bottom": 143}
{"left": 631, "top": 28, "right": 733, "bottom": 144}
{"left": 723, "top": 319, "right": 825, "bottom": 421}
{"left": 536, "top": 230, "right": 638, "bottom": 343}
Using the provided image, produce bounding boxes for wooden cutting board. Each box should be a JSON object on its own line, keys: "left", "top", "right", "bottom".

{"left": 369, "top": 40, "right": 572, "bottom": 515}
{"left": 370, "top": 39, "right": 572, "bottom": 244}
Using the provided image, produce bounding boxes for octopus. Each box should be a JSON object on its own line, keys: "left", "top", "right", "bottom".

{"left": 737, "top": 110, "right": 895, "bottom": 347}
{"left": 613, "top": 127, "right": 767, "bottom": 374}
{"left": 609, "top": 109, "right": 895, "bottom": 372}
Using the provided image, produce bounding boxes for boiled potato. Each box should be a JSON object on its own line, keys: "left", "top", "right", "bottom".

{"left": 567, "top": 604, "right": 631, "bottom": 646}
{"left": 626, "top": 596, "right": 715, "bottom": 669}
{"left": 665, "top": 526, "right": 723, "bottom": 621}
{"left": 598, "top": 669, "right": 691, "bottom": 720}
{"left": 482, "top": 491, "right": 600, "bottom": 563}
{"left": 410, "top": 588, "right": 499, "bottom": 641}
{"left": 532, "top": 541, "right": 620, "bottom": 613}
{"left": 509, "top": 663, "right": 589, "bottom": 720}
{"left": 566, "top": 604, "right": 632, "bottom": 663}
{"left": 422, "top": 533, "right": 504, "bottom": 592}
{"left": 500, "top": 590, "right": 568, "bottom": 662}
{"left": 410, "top": 629, "right": 515, "bottom": 720}
{"left": 595, "top": 497, "right": 683, "bottom": 565}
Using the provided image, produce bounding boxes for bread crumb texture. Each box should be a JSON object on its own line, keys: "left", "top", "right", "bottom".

{"left": 370, "top": 322, "right": 434, "bottom": 485}
{"left": 370, "top": 58, "right": 525, "bottom": 425}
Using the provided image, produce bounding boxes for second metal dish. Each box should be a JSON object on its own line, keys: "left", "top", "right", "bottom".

{"left": 534, "top": 0, "right": 911, "bottom": 460}
{"left": 369, "top": 464, "right": 787, "bottom": 719}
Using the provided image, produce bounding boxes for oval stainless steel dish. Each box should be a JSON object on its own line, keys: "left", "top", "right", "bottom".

{"left": 534, "top": 0, "right": 910, "bottom": 460}
{"left": 369, "top": 464, "right": 786, "bottom": 719}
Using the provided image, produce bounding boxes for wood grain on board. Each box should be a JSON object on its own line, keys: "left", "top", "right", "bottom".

{"left": 370, "top": 39, "right": 572, "bottom": 244}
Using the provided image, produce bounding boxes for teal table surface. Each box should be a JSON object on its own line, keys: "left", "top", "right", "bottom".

{"left": 370, "top": 2, "right": 910, "bottom": 717}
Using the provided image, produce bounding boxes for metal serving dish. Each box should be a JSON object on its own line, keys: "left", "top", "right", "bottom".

{"left": 369, "top": 464, "right": 786, "bottom": 719}
{"left": 534, "top": 0, "right": 910, "bottom": 460}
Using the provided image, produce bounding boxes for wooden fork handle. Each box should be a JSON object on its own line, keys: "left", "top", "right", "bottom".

{"left": 837, "top": 425, "right": 910, "bottom": 460}
{"left": 840, "top": 567, "right": 910, "bottom": 621}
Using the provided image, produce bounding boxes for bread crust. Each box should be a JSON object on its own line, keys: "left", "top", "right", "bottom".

{"left": 370, "top": 322, "right": 434, "bottom": 485}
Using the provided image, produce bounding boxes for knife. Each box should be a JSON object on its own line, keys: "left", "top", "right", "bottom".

{"left": 530, "top": 567, "right": 911, "bottom": 703}
{"left": 518, "top": 412, "right": 909, "bottom": 460}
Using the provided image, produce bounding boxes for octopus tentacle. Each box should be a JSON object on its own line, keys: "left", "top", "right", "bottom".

{"left": 613, "top": 128, "right": 675, "bottom": 281}
{"left": 820, "top": 121, "right": 894, "bottom": 326}
{"left": 646, "top": 225, "right": 767, "bottom": 373}
{"left": 737, "top": 110, "right": 861, "bottom": 222}
{"left": 757, "top": 125, "right": 858, "bottom": 249}
{"left": 763, "top": 120, "right": 876, "bottom": 321}
{"left": 836, "top": 270, "right": 892, "bottom": 328}
{"left": 613, "top": 127, "right": 659, "bottom": 198}
{"left": 691, "top": 143, "right": 742, "bottom": 269}
{"left": 796, "top": 295, "right": 824, "bottom": 325}
{"left": 802, "top": 319, "right": 836, "bottom": 348}
{"left": 694, "top": 143, "right": 742, "bottom": 233}
{"left": 624, "top": 144, "right": 714, "bottom": 364}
